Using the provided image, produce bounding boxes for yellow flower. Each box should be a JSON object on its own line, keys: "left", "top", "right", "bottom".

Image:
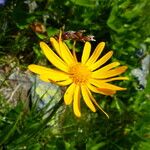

{"left": 28, "top": 34, "right": 128, "bottom": 118}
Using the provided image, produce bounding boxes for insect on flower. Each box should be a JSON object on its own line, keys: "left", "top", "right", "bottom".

{"left": 55, "top": 30, "right": 95, "bottom": 42}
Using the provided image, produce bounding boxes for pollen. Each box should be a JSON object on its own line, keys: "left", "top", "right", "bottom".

{"left": 69, "top": 63, "right": 91, "bottom": 84}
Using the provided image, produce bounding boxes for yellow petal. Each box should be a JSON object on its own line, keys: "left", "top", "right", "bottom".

{"left": 40, "top": 75, "right": 72, "bottom": 86}
{"left": 64, "top": 83, "right": 75, "bottom": 105}
{"left": 59, "top": 41, "right": 75, "bottom": 65}
{"left": 81, "top": 85, "right": 96, "bottom": 112}
{"left": 100, "top": 66, "right": 128, "bottom": 79}
{"left": 40, "top": 42, "right": 69, "bottom": 72}
{"left": 86, "top": 42, "right": 105, "bottom": 65}
{"left": 90, "top": 79, "right": 126, "bottom": 91}
{"left": 28, "top": 64, "right": 55, "bottom": 75}
{"left": 81, "top": 42, "right": 91, "bottom": 64}
{"left": 97, "top": 88, "right": 116, "bottom": 95}
{"left": 28, "top": 64, "right": 69, "bottom": 81}
{"left": 89, "top": 93, "right": 109, "bottom": 118}
{"left": 40, "top": 75, "right": 50, "bottom": 82}
{"left": 56, "top": 78, "right": 72, "bottom": 86}
{"left": 92, "top": 62, "right": 120, "bottom": 78}
{"left": 100, "top": 77, "right": 129, "bottom": 82}
{"left": 73, "top": 85, "right": 81, "bottom": 117}
{"left": 50, "top": 37, "right": 75, "bottom": 65}
{"left": 41, "top": 72, "right": 69, "bottom": 81}
{"left": 89, "top": 51, "right": 113, "bottom": 71}
{"left": 50, "top": 37, "right": 61, "bottom": 56}
{"left": 87, "top": 83, "right": 116, "bottom": 95}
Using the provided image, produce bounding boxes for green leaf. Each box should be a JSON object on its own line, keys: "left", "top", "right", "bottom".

{"left": 47, "top": 27, "right": 59, "bottom": 37}
{"left": 35, "top": 33, "right": 47, "bottom": 40}
{"left": 138, "top": 141, "right": 150, "bottom": 150}
{"left": 12, "top": 1, "right": 35, "bottom": 29}
{"left": 91, "top": 142, "right": 106, "bottom": 150}
{"left": 70, "top": 0, "right": 97, "bottom": 7}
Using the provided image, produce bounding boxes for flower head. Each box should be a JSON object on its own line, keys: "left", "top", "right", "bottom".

{"left": 28, "top": 33, "right": 128, "bottom": 117}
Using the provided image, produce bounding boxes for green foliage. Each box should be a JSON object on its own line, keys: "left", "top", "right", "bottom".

{"left": 0, "top": 94, "right": 64, "bottom": 149}
{"left": 0, "top": 0, "right": 150, "bottom": 149}
{"left": 107, "top": 0, "right": 150, "bottom": 66}
{"left": 70, "top": 0, "right": 98, "bottom": 7}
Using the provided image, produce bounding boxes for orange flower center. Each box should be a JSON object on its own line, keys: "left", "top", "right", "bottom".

{"left": 69, "top": 63, "right": 91, "bottom": 84}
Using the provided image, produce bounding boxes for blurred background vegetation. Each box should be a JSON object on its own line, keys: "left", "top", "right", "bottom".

{"left": 0, "top": 0, "right": 150, "bottom": 149}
